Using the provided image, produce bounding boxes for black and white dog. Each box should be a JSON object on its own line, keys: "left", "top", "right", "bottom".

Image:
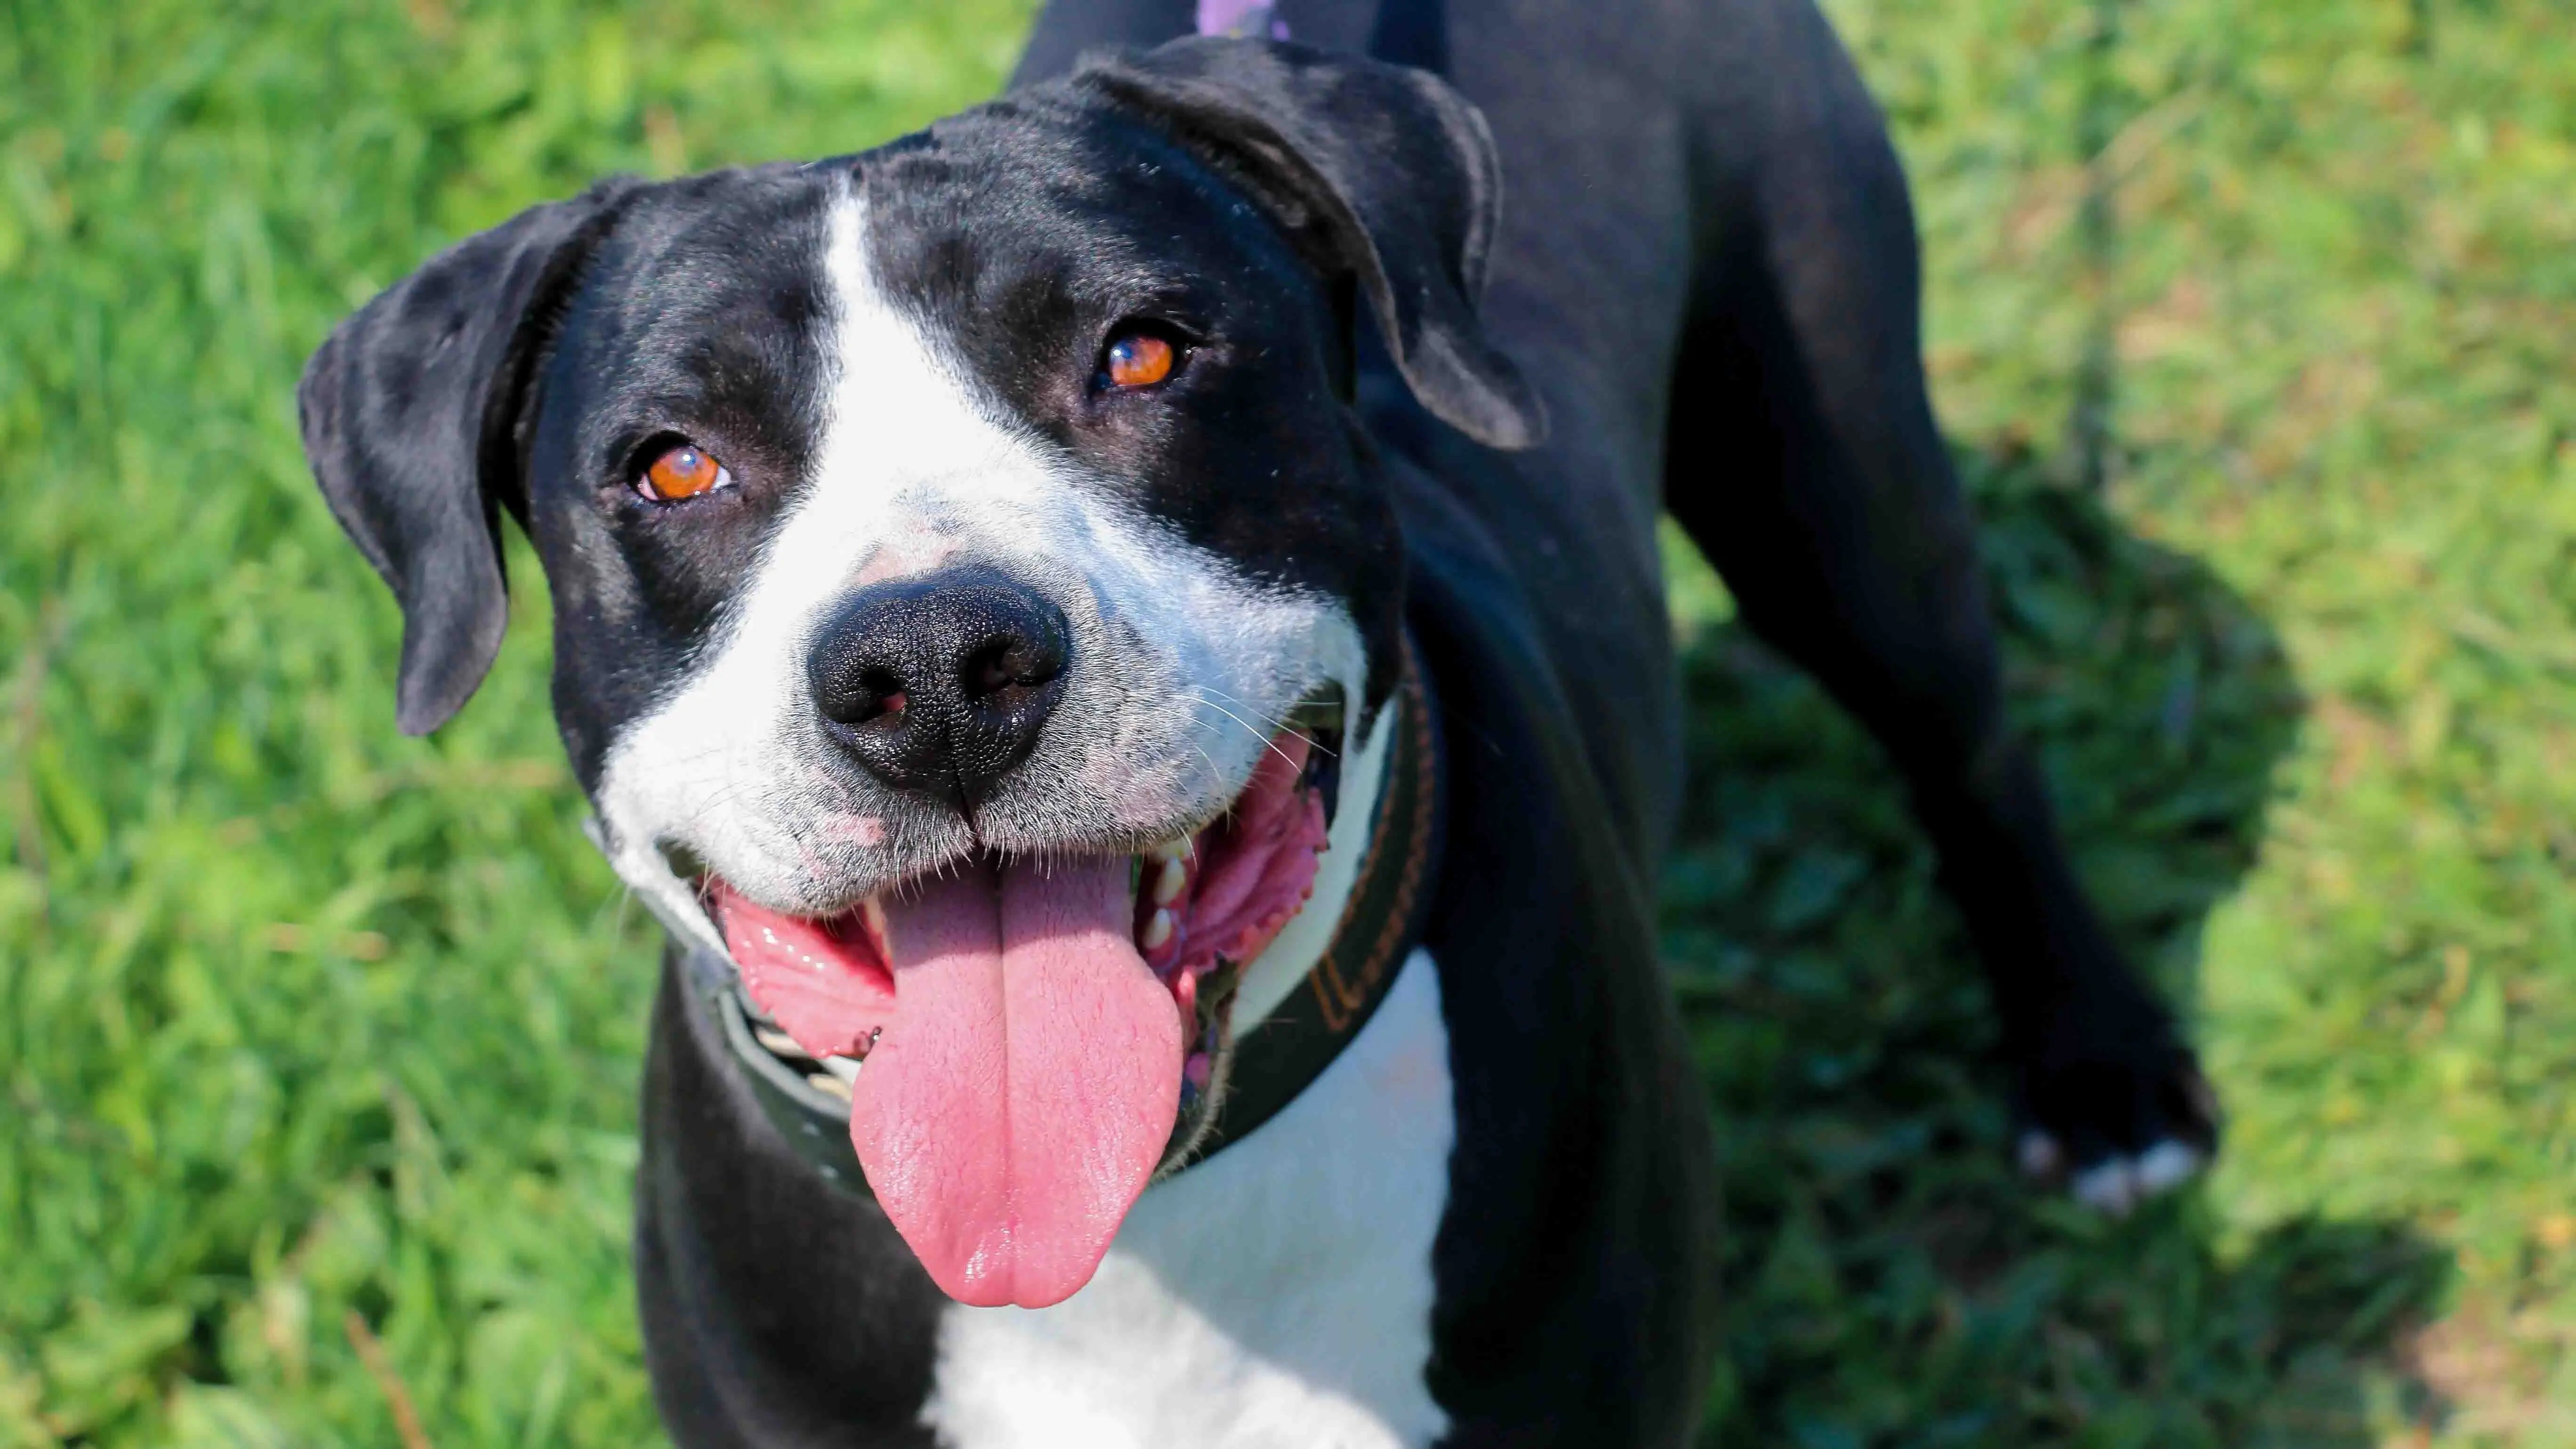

{"left": 298, "top": 0, "right": 2218, "bottom": 1441}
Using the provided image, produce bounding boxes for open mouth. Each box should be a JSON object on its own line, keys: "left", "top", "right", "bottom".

{"left": 701, "top": 692, "right": 1344, "bottom": 1310}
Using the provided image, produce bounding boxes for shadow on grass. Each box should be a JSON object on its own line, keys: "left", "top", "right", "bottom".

{"left": 1666, "top": 445, "right": 2450, "bottom": 1447}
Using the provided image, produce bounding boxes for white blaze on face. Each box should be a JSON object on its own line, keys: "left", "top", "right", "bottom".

{"left": 589, "top": 178, "right": 1370, "bottom": 937}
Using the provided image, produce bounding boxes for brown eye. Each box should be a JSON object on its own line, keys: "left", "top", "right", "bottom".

{"left": 1102, "top": 332, "right": 1175, "bottom": 389}
{"left": 639, "top": 443, "right": 730, "bottom": 502}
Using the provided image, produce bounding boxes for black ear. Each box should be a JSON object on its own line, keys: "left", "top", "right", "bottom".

{"left": 1075, "top": 38, "right": 1547, "bottom": 451}
{"left": 297, "top": 178, "right": 641, "bottom": 735}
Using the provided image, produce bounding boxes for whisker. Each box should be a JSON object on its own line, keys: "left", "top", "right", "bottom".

{"left": 1188, "top": 694, "right": 1304, "bottom": 773}
{"left": 1187, "top": 684, "right": 1323, "bottom": 748}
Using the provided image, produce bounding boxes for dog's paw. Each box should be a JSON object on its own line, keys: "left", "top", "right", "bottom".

{"left": 2011, "top": 1046, "right": 2220, "bottom": 1216}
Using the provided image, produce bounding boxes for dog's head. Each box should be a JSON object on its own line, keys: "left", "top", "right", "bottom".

{"left": 298, "top": 38, "right": 1538, "bottom": 1309}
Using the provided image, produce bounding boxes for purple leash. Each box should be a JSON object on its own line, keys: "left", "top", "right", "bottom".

{"left": 1196, "top": 0, "right": 1290, "bottom": 39}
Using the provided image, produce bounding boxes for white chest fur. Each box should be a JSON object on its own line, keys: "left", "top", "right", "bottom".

{"left": 921, "top": 948, "right": 1457, "bottom": 1449}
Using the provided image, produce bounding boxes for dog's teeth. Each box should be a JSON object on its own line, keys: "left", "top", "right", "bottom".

{"left": 805, "top": 1071, "right": 853, "bottom": 1102}
{"left": 754, "top": 1027, "right": 812, "bottom": 1060}
{"left": 1147, "top": 837, "right": 1189, "bottom": 864}
{"left": 821, "top": 1055, "right": 863, "bottom": 1084}
{"left": 1142, "top": 908, "right": 1175, "bottom": 950}
{"left": 1152, "top": 857, "right": 1188, "bottom": 906}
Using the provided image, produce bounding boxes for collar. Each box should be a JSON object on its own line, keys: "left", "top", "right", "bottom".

{"left": 691, "top": 634, "right": 1444, "bottom": 1194}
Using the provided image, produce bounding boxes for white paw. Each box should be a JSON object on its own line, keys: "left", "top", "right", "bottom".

{"left": 2016, "top": 1130, "right": 2063, "bottom": 1177}
{"left": 2020, "top": 1133, "right": 2205, "bottom": 1215}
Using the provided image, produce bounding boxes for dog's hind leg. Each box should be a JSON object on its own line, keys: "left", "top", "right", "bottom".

{"left": 1660, "top": 0, "right": 2216, "bottom": 1207}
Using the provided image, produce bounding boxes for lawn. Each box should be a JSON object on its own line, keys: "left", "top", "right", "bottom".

{"left": 4, "top": 1, "right": 2574, "bottom": 1445}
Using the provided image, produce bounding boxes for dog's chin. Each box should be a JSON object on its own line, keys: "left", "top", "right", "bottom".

{"left": 673, "top": 701, "right": 1344, "bottom": 1310}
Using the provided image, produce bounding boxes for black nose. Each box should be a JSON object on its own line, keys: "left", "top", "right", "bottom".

{"left": 806, "top": 566, "right": 1072, "bottom": 814}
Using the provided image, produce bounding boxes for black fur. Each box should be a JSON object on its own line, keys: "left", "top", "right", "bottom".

{"left": 298, "top": 178, "right": 641, "bottom": 735}
{"left": 299, "top": 0, "right": 2216, "bottom": 1441}
{"left": 1074, "top": 40, "right": 1545, "bottom": 450}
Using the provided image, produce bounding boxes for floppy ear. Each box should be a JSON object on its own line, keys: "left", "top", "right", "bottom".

{"left": 297, "top": 178, "right": 641, "bottom": 735}
{"left": 1076, "top": 38, "right": 1548, "bottom": 451}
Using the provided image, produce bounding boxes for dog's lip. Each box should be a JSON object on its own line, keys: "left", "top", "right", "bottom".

{"left": 707, "top": 713, "right": 1337, "bottom": 1304}
{"left": 698, "top": 690, "right": 1345, "bottom": 1099}
{"left": 664, "top": 681, "right": 1350, "bottom": 923}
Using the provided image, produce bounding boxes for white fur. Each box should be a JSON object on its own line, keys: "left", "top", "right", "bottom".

{"left": 2022, "top": 1130, "right": 2206, "bottom": 1214}
{"left": 580, "top": 177, "right": 1439, "bottom": 1447}
{"left": 924, "top": 947, "right": 1456, "bottom": 1449}
{"left": 588, "top": 181, "right": 1369, "bottom": 931}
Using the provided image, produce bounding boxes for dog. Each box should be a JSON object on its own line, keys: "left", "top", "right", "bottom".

{"left": 297, "top": 0, "right": 2220, "bottom": 1442}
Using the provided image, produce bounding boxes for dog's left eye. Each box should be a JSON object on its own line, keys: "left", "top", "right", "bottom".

{"left": 1099, "top": 330, "right": 1178, "bottom": 389}
{"left": 637, "top": 443, "right": 733, "bottom": 503}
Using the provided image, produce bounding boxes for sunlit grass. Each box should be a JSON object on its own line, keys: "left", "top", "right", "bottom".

{"left": 4, "top": 1, "right": 2573, "bottom": 1444}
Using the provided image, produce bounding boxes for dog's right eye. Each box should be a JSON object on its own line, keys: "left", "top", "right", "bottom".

{"left": 1103, "top": 332, "right": 1175, "bottom": 388}
{"left": 1095, "top": 323, "right": 1189, "bottom": 392}
{"left": 637, "top": 443, "right": 733, "bottom": 503}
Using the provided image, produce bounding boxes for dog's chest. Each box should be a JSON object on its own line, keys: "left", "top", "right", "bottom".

{"left": 920, "top": 948, "right": 1456, "bottom": 1449}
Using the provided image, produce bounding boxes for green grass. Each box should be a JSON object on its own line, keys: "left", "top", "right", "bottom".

{"left": 4, "top": 0, "right": 2574, "bottom": 1444}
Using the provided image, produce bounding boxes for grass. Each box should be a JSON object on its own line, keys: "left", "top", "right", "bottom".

{"left": 3, "top": 0, "right": 2574, "bottom": 1444}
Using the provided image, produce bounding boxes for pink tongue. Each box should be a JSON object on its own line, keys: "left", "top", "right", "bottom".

{"left": 853, "top": 857, "right": 1181, "bottom": 1309}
